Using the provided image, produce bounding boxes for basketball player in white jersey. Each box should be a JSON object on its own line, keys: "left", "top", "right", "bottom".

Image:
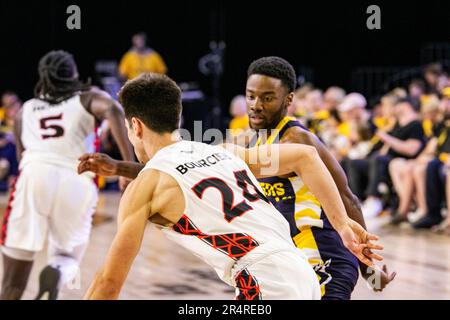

{"left": 81, "top": 73, "right": 382, "bottom": 300}
{"left": 0, "top": 50, "right": 134, "bottom": 300}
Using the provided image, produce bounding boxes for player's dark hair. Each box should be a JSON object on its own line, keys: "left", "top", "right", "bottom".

{"left": 118, "top": 73, "right": 182, "bottom": 134}
{"left": 247, "top": 56, "right": 297, "bottom": 93}
{"left": 34, "top": 50, "right": 90, "bottom": 104}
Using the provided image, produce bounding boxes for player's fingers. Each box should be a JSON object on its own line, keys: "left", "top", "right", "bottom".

{"left": 382, "top": 264, "right": 388, "bottom": 273}
{"left": 366, "top": 242, "right": 384, "bottom": 251}
{"left": 357, "top": 254, "right": 374, "bottom": 268}
{"left": 366, "top": 233, "right": 380, "bottom": 241}
{"left": 366, "top": 252, "right": 383, "bottom": 261}
{"left": 77, "top": 161, "right": 89, "bottom": 174}
{"left": 349, "top": 243, "right": 375, "bottom": 267}
{"left": 78, "top": 153, "right": 92, "bottom": 161}
{"left": 389, "top": 271, "right": 397, "bottom": 281}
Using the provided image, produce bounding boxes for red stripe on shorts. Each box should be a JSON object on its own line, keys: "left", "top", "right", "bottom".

{"left": 0, "top": 172, "right": 20, "bottom": 245}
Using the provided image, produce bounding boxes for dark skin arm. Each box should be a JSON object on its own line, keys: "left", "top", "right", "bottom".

{"left": 280, "top": 126, "right": 396, "bottom": 291}
{"left": 78, "top": 153, "right": 143, "bottom": 179}
{"left": 81, "top": 90, "right": 135, "bottom": 190}
{"left": 13, "top": 108, "right": 24, "bottom": 162}
{"left": 80, "top": 90, "right": 134, "bottom": 163}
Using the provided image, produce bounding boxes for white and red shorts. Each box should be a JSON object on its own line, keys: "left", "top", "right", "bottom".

{"left": 1, "top": 162, "right": 98, "bottom": 253}
{"left": 232, "top": 247, "right": 321, "bottom": 300}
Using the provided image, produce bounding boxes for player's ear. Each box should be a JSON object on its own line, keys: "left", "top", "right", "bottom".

{"left": 131, "top": 117, "right": 143, "bottom": 138}
{"left": 285, "top": 92, "right": 294, "bottom": 109}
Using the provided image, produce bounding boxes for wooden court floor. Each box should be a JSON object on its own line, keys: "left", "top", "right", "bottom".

{"left": 1, "top": 192, "right": 450, "bottom": 300}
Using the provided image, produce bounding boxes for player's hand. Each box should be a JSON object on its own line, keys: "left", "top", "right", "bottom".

{"left": 78, "top": 153, "right": 118, "bottom": 176}
{"left": 363, "top": 264, "right": 397, "bottom": 292}
{"left": 337, "top": 219, "right": 384, "bottom": 267}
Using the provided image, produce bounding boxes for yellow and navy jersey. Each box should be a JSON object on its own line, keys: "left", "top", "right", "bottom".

{"left": 248, "top": 116, "right": 359, "bottom": 298}
{"left": 248, "top": 116, "right": 327, "bottom": 237}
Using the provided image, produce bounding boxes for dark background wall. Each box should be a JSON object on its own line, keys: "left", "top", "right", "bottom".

{"left": 0, "top": 0, "right": 449, "bottom": 109}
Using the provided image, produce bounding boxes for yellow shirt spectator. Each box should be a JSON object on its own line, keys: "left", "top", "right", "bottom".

{"left": 229, "top": 115, "right": 249, "bottom": 136}
{"left": 228, "top": 95, "right": 249, "bottom": 136}
{"left": 119, "top": 49, "right": 167, "bottom": 80}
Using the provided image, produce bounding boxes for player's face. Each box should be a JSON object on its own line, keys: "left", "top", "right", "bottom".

{"left": 246, "top": 74, "right": 293, "bottom": 130}
{"left": 125, "top": 118, "right": 148, "bottom": 163}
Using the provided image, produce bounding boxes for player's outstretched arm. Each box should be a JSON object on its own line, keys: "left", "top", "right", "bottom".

{"left": 78, "top": 153, "right": 144, "bottom": 180}
{"left": 222, "top": 143, "right": 383, "bottom": 267}
{"left": 287, "top": 129, "right": 396, "bottom": 290}
{"left": 84, "top": 170, "right": 155, "bottom": 299}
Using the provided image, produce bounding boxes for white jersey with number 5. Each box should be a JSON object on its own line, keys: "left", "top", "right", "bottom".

{"left": 2, "top": 94, "right": 99, "bottom": 253}
{"left": 141, "top": 140, "right": 303, "bottom": 286}
{"left": 20, "top": 94, "right": 97, "bottom": 171}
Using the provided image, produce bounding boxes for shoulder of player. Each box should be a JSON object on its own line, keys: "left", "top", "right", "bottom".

{"left": 122, "top": 169, "right": 160, "bottom": 207}
{"left": 80, "top": 89, "right": 111, "bottom": 106}
{"left": 280, "top": 126, "right": 315, "bottom": 145}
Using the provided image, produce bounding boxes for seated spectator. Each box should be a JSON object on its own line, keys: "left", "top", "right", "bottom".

{"left": 323, "top": 86, "right": 346, "bottom": 112}
{"left": 409, "top": 78, "right": 426, "bottom": 100}
{"left": 437, "top": 72, "right": 449, "bottom": 93}
{"left": 372, "top": 93, "right": 398, "bottom": 133}
{"left": 347, "top": 123, "right": 374, "bottom": 161}
{"left": 0, "top": 132, "right": 18, "bottom": 192}
{"left": 304, "top": 89, "right": 328, "bottom": 133}
{"left": 336, "top": 92, "right": 370, "bottom": 139}
{"left": 118, "top": 32, "right": 167, "bottom": 80}
{"left": 228, "top": 95, "right": 249, "bottom": 136}
{"left": 319, "top": 109, "right": 350, "bottom": 161}
{"left": 0, "top": 91, "right": 22, "bottom": 135}
{"left": 292, "top": 83, "right": 314, "bottom": 118}
{"left": 388, "top": 103, "right": 443, "bottom": 224}
{"left": 423, "top": 62, "right": 444, "bottom": 94}
{"left": 421, "top": 94, "right": 444, "bottom": 139}
{"left": 412, "top": 87, "right": 450, "bottom": 229}
{"left": 345, "top": 97, "right": 425, "bottom": 218}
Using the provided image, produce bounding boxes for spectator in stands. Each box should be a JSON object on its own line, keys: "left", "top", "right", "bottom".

{"left": 0, "top": 91, "right": 21, "bottom": 134}
{"left": 423, "top": 63, "right": 443, "bottom": 94}
{"left": 319, "top": 109, "right": 350, "bottom": 161}
{"left": 304, "top": 89, "right": 327, "bottom": 134}
{"left": 347, "top": 123, "right": 374, "bottom": 161}
{"left": 0, "top": 132, "right": 18, "bottom": 192}
{"left": 409, "top": 78, "right": 426, "bottom": 100}
{"left": 323, "top": 86, "right": 346, "bottom": 112}
{"left": 336, "top": 92, "right": 370, "bottom": 139}
{"left": 119, "top": 32, "right": 167, "bottom": 80}
{"left": 412, "top": 88, "right": 450, "bottom": 229}
{"left": 346, "top": 97, "right": 425, "bottom": 218}
{"left": 388, "top": 96, "right": 445, "bottom": 224}
{"left": 421, "top": 94, "right": 444, "bottom": 139}
{"left": 437, "top": 72, "right": 449, "bottom": 92}
{"left": 372, "top": 93, "right": 398, "bottom": 133}
{"left": 228, "top": 95, "right": 249, "bottom": 136}
{"left": 292, "top": 83, "right": 314, "bottom": 118}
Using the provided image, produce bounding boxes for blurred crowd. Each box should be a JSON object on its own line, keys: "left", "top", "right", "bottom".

{"left": 228, "top": 62, "right": 450, "bottom": 234}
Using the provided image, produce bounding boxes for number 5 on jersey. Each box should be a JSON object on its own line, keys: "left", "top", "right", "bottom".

{"left": 40, "top": 114, "right": 64, "bottom": 139}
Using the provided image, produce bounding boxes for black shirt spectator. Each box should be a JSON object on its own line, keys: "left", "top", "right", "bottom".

{"left": 388, "top": 120, "right": 425, "bottom": 158}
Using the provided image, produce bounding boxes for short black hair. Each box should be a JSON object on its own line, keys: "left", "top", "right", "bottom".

{"left": 247, "top": 56, "right": 297, "bottom": 92}
{"left": 118, "top": 73, "right": 182, "bottom": 134}
{"left": 395, "top": 96, "right": 421, "bottom": 112}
